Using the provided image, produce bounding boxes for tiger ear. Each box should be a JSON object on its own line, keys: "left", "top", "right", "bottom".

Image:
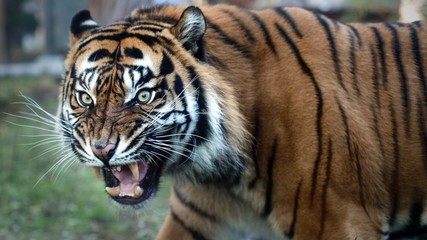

{"left": 170, "top": 6, "right": 206, "bottom": 55}
{"left": 69, "top": 10, "right": 99, "bottom": 46}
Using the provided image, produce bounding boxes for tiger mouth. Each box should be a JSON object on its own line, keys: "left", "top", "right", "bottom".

{"left": 91, "top": 161, "right": 161, "bottom": 206}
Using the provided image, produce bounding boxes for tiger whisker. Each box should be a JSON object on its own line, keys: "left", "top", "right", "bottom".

{"left": 144, "top": 142, "right": 192, "bottom": 160}
{"left": 32, "top": 150, "right": 75, "bottom": 189}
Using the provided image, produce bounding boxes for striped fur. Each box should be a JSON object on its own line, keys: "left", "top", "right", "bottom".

{"left": 62, "top": 4, "right": 427, "bottom": 239}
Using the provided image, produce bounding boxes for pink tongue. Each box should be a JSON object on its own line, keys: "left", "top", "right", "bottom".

{"left": 112, "top": 162, "right": 148, "bottom": 195}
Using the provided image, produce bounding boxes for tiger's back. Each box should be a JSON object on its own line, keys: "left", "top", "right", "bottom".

{"left": 63, "top": 4, "right": 427, "bottom": 239}
{"left": 154, "top": 5, "right": 427, "bottom": 239}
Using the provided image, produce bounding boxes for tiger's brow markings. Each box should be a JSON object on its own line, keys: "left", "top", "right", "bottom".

{"left": 315, "top": 14, "right": 347, "bottom": 94}
{"left": 219, "top": 8, "right": 256, "bottom": 43}
{"left": 245, "top": 10, "right": 277, "bottom": 55}
{"left": 274, "top": 22, "right": 324, "bottom": 204}
{"left": 386, "top": 23, "right": 411, "bottom": 139}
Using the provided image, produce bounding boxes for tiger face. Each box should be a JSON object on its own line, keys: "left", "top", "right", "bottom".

{"left": 60, "top": 7, "right": 246, "bottom": 208}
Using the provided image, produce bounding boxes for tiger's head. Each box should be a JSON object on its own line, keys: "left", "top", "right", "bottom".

{"left": 60, "top": 6, "right": 249, "bottom": 208}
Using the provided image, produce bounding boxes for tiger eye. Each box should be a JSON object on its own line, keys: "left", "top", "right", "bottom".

{"left": 136, "top": 90, "right": 153, "bottom": 104}
{"left": 77, "top": 92, "right": 93, "bottom": 107}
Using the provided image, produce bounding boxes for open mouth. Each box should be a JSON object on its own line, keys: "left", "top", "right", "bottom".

{"left": 91, "top": 160, "right": 161, "bottom": 206}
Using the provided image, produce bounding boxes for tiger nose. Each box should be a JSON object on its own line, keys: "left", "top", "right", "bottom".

{"left": 91, "top": 142, "right": 116, "bottom": 162}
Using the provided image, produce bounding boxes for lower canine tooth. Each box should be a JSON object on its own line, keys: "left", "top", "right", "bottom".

{"left": 92, "top": 167, "right": 102, "bottom": 180}
{"left": 105, "top": 186, "right": 120, "bottom": 197}
{"left": 134, "top": 186, "right": 143, "bottom": 198}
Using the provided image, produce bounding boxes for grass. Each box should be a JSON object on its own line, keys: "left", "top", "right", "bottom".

{"left": 0, "top": 76, "right": 170, "bottom": 240}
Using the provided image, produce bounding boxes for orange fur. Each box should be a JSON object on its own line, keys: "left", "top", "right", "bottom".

{"left": 63, "top": 4, "right": 427, "bottom": 239}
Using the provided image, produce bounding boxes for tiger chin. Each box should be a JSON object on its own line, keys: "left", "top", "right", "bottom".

{"left": 60, "top": 3, "right": 427, "bottom": 240}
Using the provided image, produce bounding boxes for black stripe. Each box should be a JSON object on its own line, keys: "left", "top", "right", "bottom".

{"left": 349, "top": 32, "right": 361, "bottom": 96}
{"left": 131, "top": 25, "right": 164, "bottom": 32}
{"left": 274, "top": 7, "right": 303, "bottom": 38}
{"left": 408, "top": 198, "right": 424, "bottom": 231}
{"left": 171, "top": 210, "right": 209, "bottom": 240}
{"left": 286, "top": 180, "right": 302, "bottom": 238}
{"left": 371, "top": 27, "right": 388, "bottom": 89}
{"left": 205, "top": 18, "right": 252, "bottom": 60}
{"left": 388, "top": 104, "right": 400, "bottom": 227}
{"left": 319, "top": 138, "right": 333, "bottom": 239}
{"left": 347, "top": 24, "right": 362, "bottom": 47}
{"left": 263, "top": 138, "right": 277, "bottom": 217}
{"left": 220, "top": 8, "right": 256, "bottom": 43}
{"left": 88, "top": 49, "right": 112, "bottom": 62}
{"left": 315, "top": 14, "right": 347, "bottom": 93}
{"left": 274, "top": 23, "right": 324, "bottom": 202}
{"left": 188, "top": 67, "right": 209, "bottom": 145}
{"left": 159, "top": 52, "right": 174, "bottom": 76}
{"left": 123, "top": 47, "right": 143, "bottom": 59}
{"left": 247, "top": 11, "right": 277, "bottom": 55}
{"left": 173, "top": 75, "right": 189, "bottom": 135}
{"left": 389, "top": 197, "right": 425, "bottom": 238}
{"left": 417, "top": 100, "right": 427, "bottom": 175}
{"left": 124, "top": 120, "right": 144, "bottom": 148}
{"left": 174, "top": 187, "right": 217, "bottom": 222}
{"left": 336, "top": 98, "right": 367, "bottom": 213}
{"left": 205, "top": 53, "right": 227, "bottom": 70}
{"left": 248, "top": 114, "right": 260, "bottom": 190}
{"left": 76, "top": 32, "right": 162, "bottom": 53}
{"left": 386, "top": 23, "right": 411, "bottom": 138}
{"left": 370, "top": 46, "right": 380, "bottom": 107}
{"left": 409, "top": 25, "right": 427, "bottom": 104}
{"left": 371, "top": 104, "right": 386, "bottom": 160}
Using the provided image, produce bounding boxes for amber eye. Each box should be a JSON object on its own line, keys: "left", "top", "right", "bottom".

{"left": 136, "top": 90, "right": 154, "bottom": 104}
{"left": 76, "top": 91, "right": 94, "bottom": 107}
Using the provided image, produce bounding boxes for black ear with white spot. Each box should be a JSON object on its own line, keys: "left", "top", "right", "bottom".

{"left": 170, "top": 6, "right": 206, "bottom": 56}
{"left": 70, "top": 10, "right": 99, "bottom": 46}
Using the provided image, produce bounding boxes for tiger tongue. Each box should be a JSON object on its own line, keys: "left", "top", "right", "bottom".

{"left": 111, "top": 161, "right": 148, "bottom": 196}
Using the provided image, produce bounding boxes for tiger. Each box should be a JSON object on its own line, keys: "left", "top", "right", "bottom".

{"left": 59, "top": 3, "right": 427, "bottom": 240}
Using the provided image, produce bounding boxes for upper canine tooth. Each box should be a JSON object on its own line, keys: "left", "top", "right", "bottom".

{"left": 91, "top": 167, "right": 102, "bottom": 180}
{"left": 128, "top": 162, "right": 139, "bottom": 180}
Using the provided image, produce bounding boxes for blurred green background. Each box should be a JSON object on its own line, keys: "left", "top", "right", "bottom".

{"left": 0, "top": 0, "right": 425, "bottom": 239}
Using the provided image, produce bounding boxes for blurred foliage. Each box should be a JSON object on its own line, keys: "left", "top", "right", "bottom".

{"left": 0, "top": 76, "right": 170, "bottom": 240}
